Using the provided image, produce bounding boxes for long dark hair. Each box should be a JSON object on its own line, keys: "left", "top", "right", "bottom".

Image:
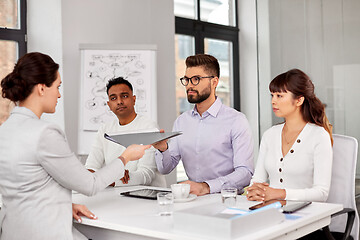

{"left": 1, "top": 52, "right": 59, "bottom": 102}
{"left": 269, "top": 69, "right": 333, "bottom": 145}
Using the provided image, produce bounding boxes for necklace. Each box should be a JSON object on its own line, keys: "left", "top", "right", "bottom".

{"left": 282, "top": 125, "right": 305, "bottom": 145}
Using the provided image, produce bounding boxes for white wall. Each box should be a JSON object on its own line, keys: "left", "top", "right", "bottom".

{"left": 259, "top": 0, "right": 360, "bottom": 129}
{"left": 238, "top": 0, "right": 260, "bottom": 161}
{"left": 27, "top": 0, "right": 64, "bottom": 129}
{"left": 61, "top": 0, "right": 177, "bottom": 185}
{"left": 257, "top": 0, "right": 360, "bottom": 176}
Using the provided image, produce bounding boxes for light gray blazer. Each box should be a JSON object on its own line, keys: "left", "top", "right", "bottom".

{"left": 0, "top": 107, "right": 125, "bottom": 240}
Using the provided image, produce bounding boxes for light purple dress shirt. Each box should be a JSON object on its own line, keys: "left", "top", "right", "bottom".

{"left": 155, "top": 98, "right": 254, "bottom": 193}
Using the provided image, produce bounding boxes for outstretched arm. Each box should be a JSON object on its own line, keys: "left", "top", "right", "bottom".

{"left": 38, "top": 125, "right": 150, "bottom": 196}
{"left": 154, "top": 128, "right": 182, "bottom": 175}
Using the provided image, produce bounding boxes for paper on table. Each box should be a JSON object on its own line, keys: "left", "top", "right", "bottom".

{"left": 104, "top": 131, "right": 182, "bottom": 147}
{"left": 221, "top": 208, "right": 249, "bottom": 215}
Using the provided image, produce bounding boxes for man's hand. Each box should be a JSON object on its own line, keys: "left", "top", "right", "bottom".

{"left": 72, "top": 203, "right": 97, "bottom": 223}
{"left": 120, "top": 169, "right": 130, "bottom": 184}
{"left": 152, "top": 129, "right": 168, "bottom": 152}
{"left": 182, "top": 180, "right": 210, "bottom": 196}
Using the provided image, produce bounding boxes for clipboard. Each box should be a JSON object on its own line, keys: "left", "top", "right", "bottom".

{"left": 104, "top": 131, "right": 182, "bottom": 147}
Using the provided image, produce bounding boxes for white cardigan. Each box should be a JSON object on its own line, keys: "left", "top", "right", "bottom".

{"left": 251, "top": 123, "right": 333, "bottom": 202}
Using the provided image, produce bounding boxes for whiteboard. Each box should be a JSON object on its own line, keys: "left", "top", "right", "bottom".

{"left": 78, "top": 44, "right": 157, "bottom": 155}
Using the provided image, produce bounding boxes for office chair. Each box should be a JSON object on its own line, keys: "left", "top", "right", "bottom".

{"left": 322, "top": 134, "right": 359, "bottom": 240}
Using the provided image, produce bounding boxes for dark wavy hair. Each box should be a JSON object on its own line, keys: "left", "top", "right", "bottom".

{"left": 1, "top": 52, "right": 59, "bottom": 102}
{"left": 185, "top": 54, "right": 220, "bottom": 78}
{"left": 269, "top": 69, "right": 333, "bottom": 145}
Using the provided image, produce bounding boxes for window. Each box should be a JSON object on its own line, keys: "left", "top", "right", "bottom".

{"left": 174, "top": 0, "right": 238, "bottom": 182}
{"left": 175, "top": 34, "right": 195, "bottom": 116}
{"left": 0, "top": 0, "right": 27, "bottom": 124}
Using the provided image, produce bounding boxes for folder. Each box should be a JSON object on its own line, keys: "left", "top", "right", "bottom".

{"left": 104, "top": 131, "right": 182, "bottom": 147}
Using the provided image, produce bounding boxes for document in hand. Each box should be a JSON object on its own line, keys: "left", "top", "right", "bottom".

{"left": 104, "top": 131, "right": 182, "bottom": 147}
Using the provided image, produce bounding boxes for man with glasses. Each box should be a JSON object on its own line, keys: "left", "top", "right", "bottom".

{"left": 153, "top": 54, "right": 254, "bottom": 196}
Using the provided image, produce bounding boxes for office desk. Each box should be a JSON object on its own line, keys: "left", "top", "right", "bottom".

{"left": 73, "top": 186, "right": 342, "bottom": 240}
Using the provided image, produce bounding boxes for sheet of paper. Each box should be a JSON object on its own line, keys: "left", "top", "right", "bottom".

{"left": 104, "top": 131, "right": 182, "bottom": 147}
{"left": 221, "top": 208, "right": 249, "bottom": 215}
{"left": 213, "top": 208, "right": 249, "bottom": 219}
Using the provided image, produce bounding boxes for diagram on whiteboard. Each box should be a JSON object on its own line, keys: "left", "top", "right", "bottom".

{"left": 82, "top": 49, "right": 153, "bottom": 131}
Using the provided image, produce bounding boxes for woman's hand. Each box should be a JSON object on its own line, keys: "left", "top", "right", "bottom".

{"left": 262, "top": 186, "right": 286, "bottom": 201}
{"left": 247, "top": 182, "right": 268, "bottom": 201}
{"left": 72, "top": 204, "right": 97, "bottom": 223}
{"left": 247, "top": 182, "right": 286, "bottom": 202}
{"left": 120, "top": 144, "right": 151, "bottom": 165}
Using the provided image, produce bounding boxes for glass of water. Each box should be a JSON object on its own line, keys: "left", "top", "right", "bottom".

{"left": 221, "top": 187, "right": 237, "bottom": 207}
{"left": 157, "top": 192, "right": 174, "bottom": 216}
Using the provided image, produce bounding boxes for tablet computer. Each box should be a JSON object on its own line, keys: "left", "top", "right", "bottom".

{"left": 120, "top": 189, "right": 171, "bottom": 200}
{"left": 282, "top": 201, "right": 312, "bottom": 213}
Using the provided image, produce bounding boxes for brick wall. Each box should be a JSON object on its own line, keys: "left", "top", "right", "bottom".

{"left": 0, "top": 0, "right": 18, "bottom": 125}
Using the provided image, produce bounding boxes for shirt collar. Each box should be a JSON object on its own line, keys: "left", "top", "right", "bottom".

{"left": 191, "top": 97, "right": 222, "bottom": 118}
{"left": 11, "top": 106, "right": 39, "bottom": 119}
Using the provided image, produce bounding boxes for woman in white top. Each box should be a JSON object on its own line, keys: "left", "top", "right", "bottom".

{"left": 247, "top": 69, "right": 333, "bottom": 202}
{"left": 0, "top": 52, "right": 150, "bottom": 240}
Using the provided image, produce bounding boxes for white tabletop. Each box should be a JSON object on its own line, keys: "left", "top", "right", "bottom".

{"left": 72, "top": 186, "right": 342, "bottom": 240}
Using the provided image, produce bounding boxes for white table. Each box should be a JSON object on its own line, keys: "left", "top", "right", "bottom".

{"left": 73, "top": 186, "right": 342, "bottom": 240}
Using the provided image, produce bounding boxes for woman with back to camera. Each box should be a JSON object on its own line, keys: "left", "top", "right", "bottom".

{"left": 247, "top": 69, "right": 333, "bottom": 203}
{"left": 0, "top": 52, "right": 150, "bottom": 240}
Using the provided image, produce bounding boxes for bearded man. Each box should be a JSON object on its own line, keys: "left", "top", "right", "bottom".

{"left": 153, "top": 54, "right": 254, "bottom": 196}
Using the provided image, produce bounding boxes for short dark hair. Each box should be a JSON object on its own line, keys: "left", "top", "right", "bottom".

{"left": 1, "top": 52, "right": 59, "bottom": 102}
{"left": 106, "top": 77, "right": 133, "bottom": 95}
{"left": 185, "top": 54, "right": 220, "bottom": 78}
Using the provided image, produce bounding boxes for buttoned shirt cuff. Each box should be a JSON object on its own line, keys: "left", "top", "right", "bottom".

{"left": 155, "top": 149, "right": 164, "bottom": 160}
{"left": 154, "top": 149, "right": 171, "bottom": 174}
{"left": 204, "top": 179, "right": 223, "bottom": 194}
{"left": 155, "top": 147, "right": 171, "bottom": 158}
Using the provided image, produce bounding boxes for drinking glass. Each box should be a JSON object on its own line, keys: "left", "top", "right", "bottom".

{"left": 221, "top": 187, "right": 237, "bottom": 207}
{"left": 157, "top": 192, "right": 174, "bottom": 216}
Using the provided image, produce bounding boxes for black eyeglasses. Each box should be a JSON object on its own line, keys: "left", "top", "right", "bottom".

{"left": 179, "top": 76, "right": 214, "bottom": 86}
